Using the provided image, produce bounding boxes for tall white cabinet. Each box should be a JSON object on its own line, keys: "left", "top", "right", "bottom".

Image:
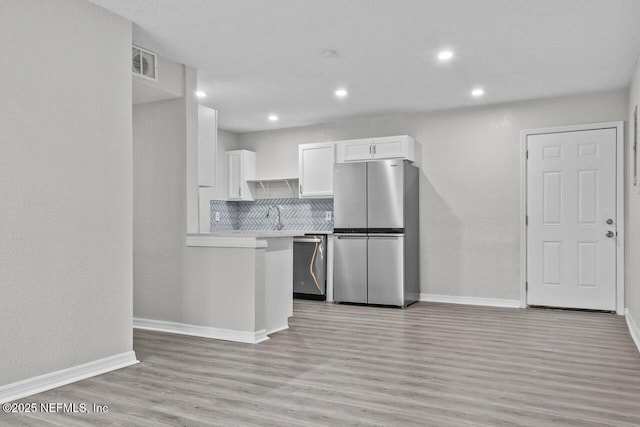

{"left": 226, "top": 150, "right": 255, "bottom": 201}
{"left": 298, "top": 142, "right": 335, "bottom": 198}
{"left": 197, "top": 105, "right": 217, "bottom": 187}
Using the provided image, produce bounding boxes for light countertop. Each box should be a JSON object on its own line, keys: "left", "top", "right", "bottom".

{"left": 205, "top": 230, "right": 308, "bottom": 238}
{"left": 187, "top": 230, "right": 333, "bottom": 248}
{"left": 186, "top": 231, "right": 306, "bottom": 248}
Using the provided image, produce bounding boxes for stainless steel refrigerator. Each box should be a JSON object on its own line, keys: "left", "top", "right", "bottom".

{"left": 333, "top": 159, "right": 419, "bottom": 307}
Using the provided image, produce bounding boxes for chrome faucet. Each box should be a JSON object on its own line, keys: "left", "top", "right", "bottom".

{"left": 266, "top": 205, "right": 283, "bottom": 230}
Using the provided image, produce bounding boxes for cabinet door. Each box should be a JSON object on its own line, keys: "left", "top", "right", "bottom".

{"left": 372, "top": 136, "right": 406, "bottom": 159}
{"left": 227, "top": 151, "right": 242, "bottom": 199}
{"left": 226, "top": 150, "right": 255, "bottom": 201}
{"left": 197, "top": 105, "right": 217, "bottom": 187}
{"left": 339, "top": 139, "right": 373, "bottom": 162}
{"left": 299, "top": 142, "right": 335, "bottom": 198}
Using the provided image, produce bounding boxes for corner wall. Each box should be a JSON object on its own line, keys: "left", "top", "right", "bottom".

{"left": 626, "top": 58, "right": 640, "bottom": 330}
{"left": 0, "top": 0, "right": 134, "bottom": 386}
{"left": 238, "top": 90, "right": 628, "bottom": 301}
{"left": 133, "top": 69, "right": 247, "bottom": 326}
{"left": 133, "top": 98, "right": 188, "bottom": 322}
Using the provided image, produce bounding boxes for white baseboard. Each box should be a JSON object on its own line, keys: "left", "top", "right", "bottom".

{"left": 133, "top": 317, "right": 269, "bottom": 344}
{"left": 267, "top": 325, "right": 289, "bottom": 335}
{"left": 625, "top": 308, "right": 640, "bottom": 354}
{"left": 419, "top": 293, "right": 522, "bottom": 308}
{"left": 0, "top": 351, "right": 138, "bottom": 404}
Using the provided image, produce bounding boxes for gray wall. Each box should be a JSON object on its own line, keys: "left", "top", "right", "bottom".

{"left": 238, "top": 90, "right": 628, "bottom": 300}
{"left": 627, "top": 59, "right": 640, "bottom": 322}
{"left": 0, "top": 0, "right": 133, "bottom": 385}
{"left": 133, "top": 55, "right": 186, "bottom": 104}
{"left": 133, "top": 99, "right": 187, "bottom": 322}
{"left": 133, "top": 101, "right": 266, "bottom": 331}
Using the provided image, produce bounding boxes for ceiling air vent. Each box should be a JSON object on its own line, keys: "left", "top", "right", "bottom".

{"left": 132, "top": 45, "right": 157, "bottom": 81}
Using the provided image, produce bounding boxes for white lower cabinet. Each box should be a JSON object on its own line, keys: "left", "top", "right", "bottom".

{"left": 298, "top": 142, "right": 335, "bottom": 198}
{"left": 226, "top": 150, "right": 255, "bottom": 201}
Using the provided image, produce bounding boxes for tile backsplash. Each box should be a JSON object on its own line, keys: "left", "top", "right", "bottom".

{"left": 210, "top": 198, "right": 333, "bottom": 232}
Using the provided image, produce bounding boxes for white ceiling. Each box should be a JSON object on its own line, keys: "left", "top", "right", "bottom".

{"left": 91, "top": 0, "right": 640, "bottom": 133}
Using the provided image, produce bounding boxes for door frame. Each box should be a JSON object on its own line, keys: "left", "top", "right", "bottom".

{"left": 520, "top": 121, "right": 625, "bottom": 314}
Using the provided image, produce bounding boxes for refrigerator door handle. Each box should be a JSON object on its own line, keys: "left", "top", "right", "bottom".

{"left": 335, "top": 234, "right": 368, "bottom": 238}
{"left": 368, "top": 234, "right": 405, "bottom": 238}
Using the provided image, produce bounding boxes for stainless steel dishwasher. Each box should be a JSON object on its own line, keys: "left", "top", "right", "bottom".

{"left": 293, "top": 234, "right": 327, "bottom": 300}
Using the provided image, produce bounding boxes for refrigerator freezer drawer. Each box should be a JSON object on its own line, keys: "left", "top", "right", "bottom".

{"left": 367, "top": 235, "right": 404, "bottom": 306}
{"left": 333, "top": 235, "right": 367, "bottom": 304}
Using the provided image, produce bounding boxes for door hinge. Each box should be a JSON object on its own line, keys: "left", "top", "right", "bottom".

{"left": 525, "top": 216, "right": 528, "bottom": 226}
{"left": 525, "top": 281, "right": 528, "bottom": 291}
{"left": 526, "top": 150, "right": 529, "bottom": 159}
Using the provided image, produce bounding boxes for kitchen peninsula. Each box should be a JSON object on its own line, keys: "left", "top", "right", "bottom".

{"left": 182, "top": 231, "right": 304, "bottom": 343}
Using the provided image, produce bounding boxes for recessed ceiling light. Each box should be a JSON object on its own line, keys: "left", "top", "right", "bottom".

{"left": 268, "top": 115, "right": 278, "bottom": 122}
{"left": 195, "top": 90, "right": 206, "bottom": 98}
{"left": 335, "top": 88, "right": 348, "bottom": 98}
{"left": 437, "top": 50, "right": 454, "bottom": 61}
{"left": 471, "top": 88, "right": 485, "bottom": 97}
{"left": 321, "top": 49, "right": 339, "bottom": 58}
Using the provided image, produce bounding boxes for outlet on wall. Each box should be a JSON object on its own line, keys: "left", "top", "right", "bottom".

{"left": 215, "top": 212, "right": 221, "bottom": 222}
{"left": 325, "top": 211, "right": 332, "bottom": 221}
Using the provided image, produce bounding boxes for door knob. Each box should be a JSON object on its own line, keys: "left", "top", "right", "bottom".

{"left": 606, "top": 231, "right": 615, "bottom": 238}
{"left": 606, "top": 218, "right": 614, "bottom": 225}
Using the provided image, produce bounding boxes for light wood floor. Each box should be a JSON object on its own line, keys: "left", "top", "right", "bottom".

{"left": 5, "top": 301, "right": 640, "bottom": 426}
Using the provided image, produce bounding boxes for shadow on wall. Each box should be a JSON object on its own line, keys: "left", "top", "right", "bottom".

{"left": 419, "top": 172, "right": 461, "bottom": 297}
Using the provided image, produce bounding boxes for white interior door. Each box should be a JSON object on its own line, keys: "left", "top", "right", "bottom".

{"left": 527, "top": 128, "right": 617, "bottom": 310}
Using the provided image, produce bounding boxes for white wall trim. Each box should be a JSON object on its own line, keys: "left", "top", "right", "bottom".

{"left": 267, "top": 325, "right": 289, "bottom": 335}
{"left": 419, "top": 294, "right": 521, "bottom": 308}
{"left": 133, "top": 317, "right": 269, "bottom": 344}
{"left": 0, "top": 351, "right": 138, "bottom": 404}
{"left": 520, "top": 121, "right": 625, "bottom": 314}
{"left": 625, "top": 309, "right": 640, "bottom": 354}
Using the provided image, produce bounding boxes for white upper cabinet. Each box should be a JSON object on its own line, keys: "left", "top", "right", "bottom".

{"left": 197, "top": 105, "right": 217, "bottom": 187}
{"left": 226, "top": 150, "right": 255, "bottom": 201}
{"left": 372, "top": 135, "right": 414, "bottom": 160}
{"left": 336, "top": 135, "right": 416, "bottom": 163}
{"left": 299, "top": 142, "right": 335, "bottom": 198}
{"left": 339, "top": 138, "right": 374, "bottom": 162}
